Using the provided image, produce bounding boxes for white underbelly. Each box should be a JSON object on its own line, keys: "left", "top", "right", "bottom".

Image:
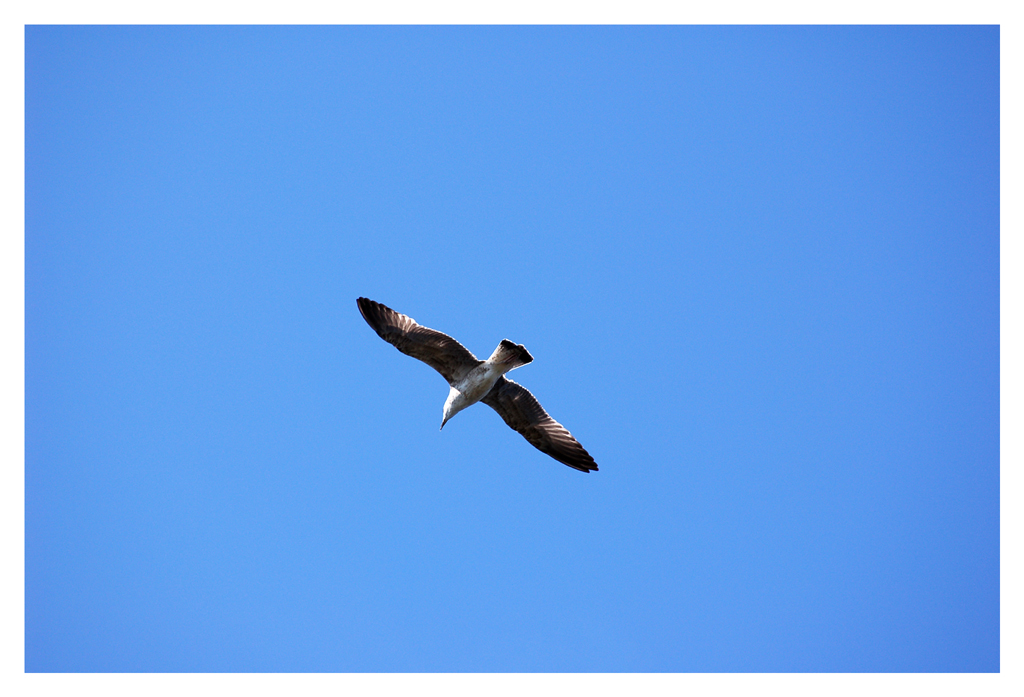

{"left": 455, "top": 365, "right": 501, "bottom": 404}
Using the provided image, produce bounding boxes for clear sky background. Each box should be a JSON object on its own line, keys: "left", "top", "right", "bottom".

{"left": 25, "top": 25, "right": 999, "bottom": 672}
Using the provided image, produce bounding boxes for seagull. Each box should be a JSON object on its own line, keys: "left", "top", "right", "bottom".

{"left": 357, "top": 297, "right": 598, "bottom": 473}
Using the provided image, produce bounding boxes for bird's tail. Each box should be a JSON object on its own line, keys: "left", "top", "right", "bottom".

{"left": 489, "top": 339, "right": 534, "bottom": 371}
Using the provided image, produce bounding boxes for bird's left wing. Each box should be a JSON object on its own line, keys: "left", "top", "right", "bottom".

{"left": 481, "top": 376, "right": 598, "bottom": 473}
{"left": 357, "top": 297, "right": 480, "bottom": 385}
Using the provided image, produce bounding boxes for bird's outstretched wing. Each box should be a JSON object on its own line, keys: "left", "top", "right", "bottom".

{"left": 357, "top": 297, "right": 481, "bottom": 385}
{"left": 481, "top": 376, "right": 598, "bottom": 473}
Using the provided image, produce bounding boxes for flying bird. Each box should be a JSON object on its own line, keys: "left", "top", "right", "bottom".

{"left": 357, "top": 297, "right": 598, "bottom": 473}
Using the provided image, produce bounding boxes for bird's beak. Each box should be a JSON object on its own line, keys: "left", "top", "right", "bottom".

{"left": 440, "top": 417, "right": 448, "bottom": 431}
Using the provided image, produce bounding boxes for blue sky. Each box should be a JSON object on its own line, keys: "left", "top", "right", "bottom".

{"left": 24, "top": 25, "right": 999, "bottom": 672}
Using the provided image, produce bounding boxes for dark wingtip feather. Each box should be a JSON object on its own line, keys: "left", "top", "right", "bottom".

{"left": 567, "top": 457, "right": 598, "bottom": 473}
{"left": 356, "top": 297, "right": 376, "bottom": 313}
{"left": 357, "top": 297, "right": 388, "bottom": 336}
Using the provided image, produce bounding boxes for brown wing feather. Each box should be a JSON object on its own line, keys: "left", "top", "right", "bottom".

{"left": 481, "top": 376, "right": 598, "bottom": 473}
{"left": 357, "top": 298, "right": 480, "bottom": 385}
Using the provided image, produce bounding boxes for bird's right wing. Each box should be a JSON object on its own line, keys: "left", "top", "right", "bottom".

{"left": 481, "top": 376, "right": 598, "bottom": 473}
{"left": 357, "top": 297, "right": 480, "bottom": 385}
